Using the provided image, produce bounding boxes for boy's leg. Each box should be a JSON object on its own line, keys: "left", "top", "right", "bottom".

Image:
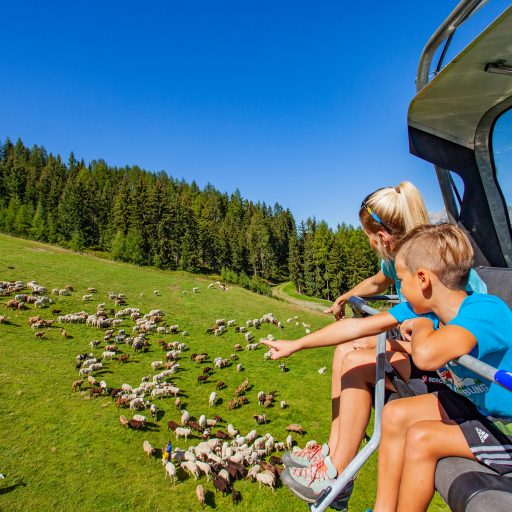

{"left": 374, "top": 393, "right": 458, "bottom": 512}
{"left": 396, "top": 420, "right": 475, "bottom": 512}
{"left": 329, "top": 349, "right": 411, "bottom": 473}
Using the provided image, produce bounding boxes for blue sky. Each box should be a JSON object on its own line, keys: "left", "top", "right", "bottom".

{"left": 1, "top": 1, "right": 510, "bottom": 226}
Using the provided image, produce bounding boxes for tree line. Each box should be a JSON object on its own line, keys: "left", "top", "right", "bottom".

{"left": 0, "top": 138, "right": 379, "bottom": 300}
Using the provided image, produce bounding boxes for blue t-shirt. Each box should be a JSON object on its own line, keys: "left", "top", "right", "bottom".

{"left": 381, "top": 261, "right": 487, "bottom": 302}
{"left": 390, "top": 294, "right": 512, "bottom": 419}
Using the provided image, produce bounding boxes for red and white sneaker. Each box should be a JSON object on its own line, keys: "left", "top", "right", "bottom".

{"left": 282, "top": 443, "right": 329, "bottom": 468}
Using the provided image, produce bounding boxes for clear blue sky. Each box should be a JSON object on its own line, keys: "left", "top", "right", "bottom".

{"left": 1, "top": 1, "right": 510, "bottom": 226}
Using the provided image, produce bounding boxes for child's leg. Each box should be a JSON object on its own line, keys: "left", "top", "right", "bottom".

{"left": 329, "top": 348, "right": 411, "bottom": 473}
{"left": 396, "top": 421, "right": 475, "bottom": 512}
{"left": 374, "top": 394, "right": 470, "bottom": 512}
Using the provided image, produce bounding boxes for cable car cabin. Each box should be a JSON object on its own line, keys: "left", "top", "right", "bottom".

{"left": 408, "top": 2, "right": 512, "bottom": 510}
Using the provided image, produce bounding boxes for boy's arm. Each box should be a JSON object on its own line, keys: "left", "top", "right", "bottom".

{"left": 261, "top": 311, "right": 398, "bottom": 359}
{"left": 404, "top": 318, "right": 477, "bottom": 370}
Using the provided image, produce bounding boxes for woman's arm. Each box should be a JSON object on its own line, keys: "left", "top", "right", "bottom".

{"left": 324, "top": 271, "right": 394, "bottom": 319}
{"left": 261, "top": 311, "right": 399, "bottom": 359}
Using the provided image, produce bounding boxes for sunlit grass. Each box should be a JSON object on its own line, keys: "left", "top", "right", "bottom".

{"left": 0, "top": 234, "right": 448, "bottom": 511}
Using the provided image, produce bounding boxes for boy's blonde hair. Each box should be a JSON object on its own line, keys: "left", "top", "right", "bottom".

{"left": 396, "top": 224, "right": 474, "bottom": 290}
{"left": 359, "top": 182, "right": 429, "bottom": 259}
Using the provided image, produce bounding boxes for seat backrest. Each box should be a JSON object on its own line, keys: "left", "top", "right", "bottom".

{"left": 475, "top": 266, "right": 512, "bottom": 308}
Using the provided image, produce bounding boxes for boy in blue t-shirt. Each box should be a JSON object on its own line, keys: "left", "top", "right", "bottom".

{"left": 374, "top": 224, "right": 512, "bottom": 512}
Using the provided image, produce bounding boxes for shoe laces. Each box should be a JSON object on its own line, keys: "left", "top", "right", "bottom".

{"left": 296, "top": 443, "right": 321, "bottom": 460}
{"left": 292, "top": 459, "right": 331, "bottom": 484}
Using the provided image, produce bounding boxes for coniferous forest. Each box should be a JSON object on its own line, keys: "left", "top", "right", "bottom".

{"left": 0, "top": 138, "right": 379, "bottom": 299}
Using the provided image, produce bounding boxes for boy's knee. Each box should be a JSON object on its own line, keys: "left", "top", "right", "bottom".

{"left": 404, "top": 423, "right": 436, "bottom": 459}
{"left": 382, "top": 400, "right": 409, "bottom": 433}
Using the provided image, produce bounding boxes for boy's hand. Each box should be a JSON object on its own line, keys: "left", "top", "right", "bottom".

{"left": 260, "top": 339, "right": 300, "bottom": 359}
{"left": 399, "top": 319, "right": 415, "bottom": 341}
{"left": 399, "top": 317, "right": 434, "bottom": 341}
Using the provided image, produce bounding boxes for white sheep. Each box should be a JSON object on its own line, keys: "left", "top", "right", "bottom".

{"left": 236, "top": 363, "right": 243, "bottom": 372}
{"left": 151, "top": 361, "right": 163, "bottom": 370}
{"left": 143, "top": 440, "right": 154, "bottom": 457}
{"left": 208, "top": 392, "right": 217, "bottom": 407}
{"left": 175, "top": 427, "right": 192, "bottom": 441}
{"left": 199, "top": 415, "right": 206, "bottom": 429}
{"left": 102, "top": 350, "right": 116, "bottom": 360}
{"left": 286, "top": 434, "right": 293, "bottom": 450}
{"left": 318, "top": 367, "right": 327, "bottom": 375}
{"left": 164, "top": 462, "right": 177, "bottom": 483}
{"left": 195, "top": 460, "right": 212, "bottom": 481}
{"left": 256, "top": 470, "right": 276, "bottom": 490}
{"left": 247, "top": 464, "right": 261, "bottom": 480}
{"left": 180, "top": 460, "right": 199, "bottom": 479}
{"left": 280, "top": 400, "right": 287, "bottom": 409}
{"left": 180, "top": 410, "right": 190, "bottom": 425}
{"left": 227, "top": 424, "right": 238, "bottom": 438}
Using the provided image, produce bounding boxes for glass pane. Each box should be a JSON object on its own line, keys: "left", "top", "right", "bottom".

{"left": 492, "top": 108, "right": 512, "bottom": 221}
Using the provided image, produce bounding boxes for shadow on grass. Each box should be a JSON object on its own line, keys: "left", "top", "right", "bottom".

{"left": 0, "top": 480, "right": 26, "bottom": 495}
{"left": 156, "top": 410, "right": 166, "bottom": 421}
{"left": 205, "top": 490, "right": 217, "bottom": 508}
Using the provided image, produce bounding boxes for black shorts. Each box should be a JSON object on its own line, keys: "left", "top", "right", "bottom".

{"left": 436, "top": 389, "right": 512, "bottom": 475}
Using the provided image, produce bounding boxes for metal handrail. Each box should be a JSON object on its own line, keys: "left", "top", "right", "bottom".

{"left": 310, "top": 331, "right": 387, "bottom": 512}
{"left": 416, "top": 0, "right": 488, "bottom": 92}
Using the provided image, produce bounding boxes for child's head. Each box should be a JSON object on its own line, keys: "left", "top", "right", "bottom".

{"left": 396, "top": 224, "right": 474, "bottom": 291}
{"left": 359, "top": 181, "right": 429, "bottom": 260}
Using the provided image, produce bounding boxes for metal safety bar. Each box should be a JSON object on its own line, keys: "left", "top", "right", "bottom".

{"left": 457, "top": 354, "right": 512, "bottom": 392}
{"left": 310, "top": 331, "right": 387, "bottom": 512}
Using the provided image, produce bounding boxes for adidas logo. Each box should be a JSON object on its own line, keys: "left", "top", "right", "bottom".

{"left": 475, "top": 427, "right": 489, "bottom": 443}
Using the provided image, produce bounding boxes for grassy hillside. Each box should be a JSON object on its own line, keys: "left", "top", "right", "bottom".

{"left": 0, "top": 234, "right": 448, "bottom": 511}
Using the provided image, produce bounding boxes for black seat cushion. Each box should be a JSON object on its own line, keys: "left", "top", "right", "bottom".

{"left": 435, "top": 457, "right": 512, "bottom": 512}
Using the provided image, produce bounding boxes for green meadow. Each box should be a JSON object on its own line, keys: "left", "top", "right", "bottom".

{"left": 0, "top": 234, "right": 448, "bottom": 511}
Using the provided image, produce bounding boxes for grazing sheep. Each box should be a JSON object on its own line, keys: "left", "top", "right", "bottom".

{"left": 180, "top": 410, "right": 190, "bottom": 425}
{"left": 256, "top": 470, "right": 276, "bottom": 490}
{"left": 212, "top": 475, "right": 230, "bottom": 495}
{"left": 34, "top": 331, "right": 45, "bottom": 339}
{"left": 253, "top": 414, "right": 267, "bottom": 425}
{"left": 195, "top": 461, "right": 212, "bottom": 481}
{"left": 286, "top": 434, "right": 293, "bottom": 450}
{"left": 286, "top": 424, "right": 306, "bottom": 435}
{"left": 219, "top": 469, "right": 231, "bottom": 483}
{"left": 236, "top": 363, "right": 243, "bottom": 372}
{"left": 216, "top": 381, "right": 225, "bottom": 390}
{"left": 196, "top": 484, "right": 206, "bottom": 507}
{"left": 150, "top": 404, "right": 157, "bottom": 419}
{"left": 198, "top": 415, "right": 206, "bottom": 430}
{"left": 318, "top": 367, "right": 327, "bottom": 375}
{"left": 227, "top": 424, "right": 238, "bottom": 438}
{"left": 71, "top": 379, "right": 83, "bottom": 391}
{"left": 208, "top": 392, "right": 217, "bottom": 407}
{"left": 247, "top": 464, "right": 261, "bottom": 481}
{"left": 175, "top": 427, "right": 192, "bottom": 441}
{"left": 143, "top": 440, "right": 154, "bottom": 457}
{"left": 180, "top": 460, "right": 199, "bottom": 479}
{"left": 175, "top": 397, "right": 181, "bottom": 409}
{"left": 167, "top": 420, "right": 180, "bottom": 431}
{"left": 280, "top": 400, "right": 288, "bottom": 409}
{"left": 164, "top": 462, "right": 177, "bottom": 484}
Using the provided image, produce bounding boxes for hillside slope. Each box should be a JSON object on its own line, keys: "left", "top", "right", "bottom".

{"left": 0, "top": 234, "right": 447, "bottom": 511}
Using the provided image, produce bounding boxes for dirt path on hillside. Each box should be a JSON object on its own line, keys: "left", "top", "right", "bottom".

{"left": 272, "top": 283, "right": 331, "bottom": 314}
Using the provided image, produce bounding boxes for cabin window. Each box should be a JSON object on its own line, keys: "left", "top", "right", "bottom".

{"left": 492, "top": 108, "right": 512, "bottom": 221}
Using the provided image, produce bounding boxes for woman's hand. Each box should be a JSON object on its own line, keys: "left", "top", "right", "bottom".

{"left": 324, "top": 297, "right": 346, "bottom": 320}
{"left": 352, "top": 336, "right": 376, "bottom": 350}
{"left": 260, "top": 339, "right": 301, "bottom": 360}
